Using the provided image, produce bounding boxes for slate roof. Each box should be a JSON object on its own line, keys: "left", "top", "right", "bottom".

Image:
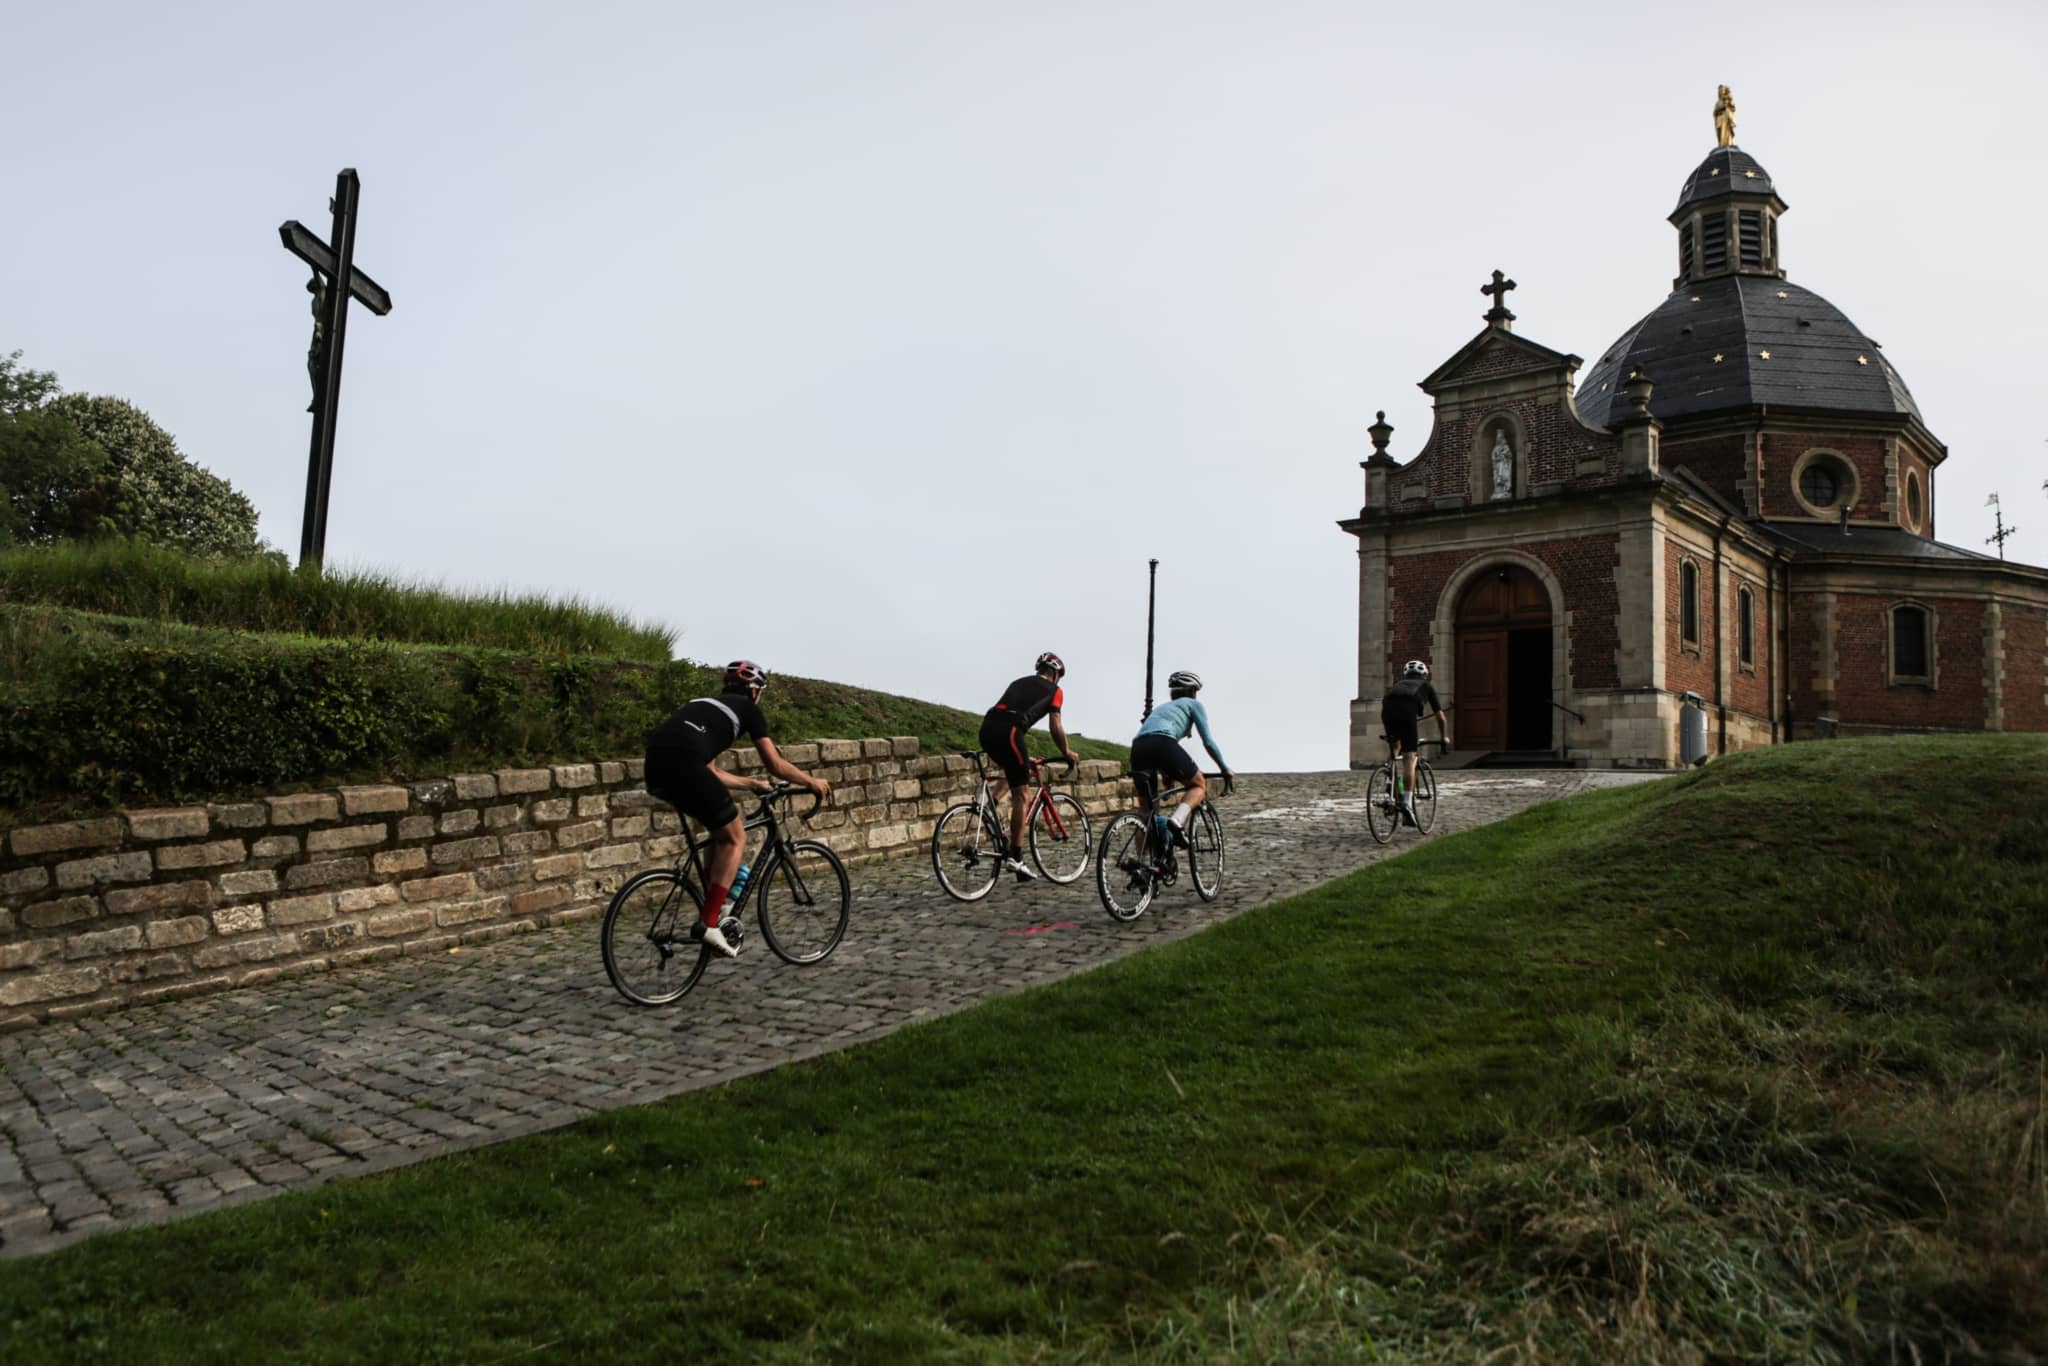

{"left": 1672, "top": 145, "right": 1780, "bottom": 215}
{"left": 1762, "top": 521, "right": 1998, "bottom": 562}
{"left": 1575, "top": 275, "right": 1923, "bottom": 429}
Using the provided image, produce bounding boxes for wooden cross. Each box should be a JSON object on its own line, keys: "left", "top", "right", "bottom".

{"left": 278, "top": 169, "right": 393, "bottom": 572}
{"left": 1481, "top": 270, "right": 1517, "bottom": 328}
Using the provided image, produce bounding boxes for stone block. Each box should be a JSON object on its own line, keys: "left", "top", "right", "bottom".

{"left": 892, "top": 780, "right": 921, "bottom": 800}
{"left": 0, "top": 967, "right": 102, "bottom": 1007}
{"left": 532, "top": 854, "right": 581, "bottom": 881}
{"left": 267, "top": 793, "right": 339, "bottom": 826}
{"left": 475, "top": 864, "right": 527, "bottom": 891}
{"left": 624, "top": 758, "right": 645, "bottom": 780}
{"left": 819, "top": 740, "right": 860, "bottom": 762}
{"left": 511, "top": 885, "right": 572, "bottom": 918}
{"left": 450, "top": 773, "right": 498, "bottom": 800}
{"left": 285, "top": 857, "right": 370, "bottom": 890}
{"left": 298, "top": 921, "right": 361, "bottom": 952}
{"left": 64, "top": 925, "right": 144, "bottom": 959}
{"left": 339, "top": 784, "right": 409, "bottom": 816}
{"left": 552, "top": 763, "right": 597, "bottom": 790}
{"left": 402, "top": 934, "right": 462, "bottom": 957}
{"left": 599, "top": 761, "right": 626, "bottom": 783}
{"left": 861, "top": 738, "right": 891, "bottom": 758}
{"left": 104, "top": 881, "right": 213, "bottom": 916}
{"left": 307, "top": 823, "right": 387, "bottom": 854}
{"left": 401, "top": 873, "right": 476, "bottom": 902}
{"left": 125, "top": 807, "right": 210, "bottom": 841}
{"left": 251, "top": 835, "right": 300, "bottom": 860}
{"left": 218, "top": 869, "right": 280, "bottom": 897}
{"left": 9, "top": 818, "right": 123, "bottom": 858}
{"left": 459, "top": 920, "right": 536, "bottom": 946}
{"left": 645, "top": 835, "right": 682, "bottom": 858}
{"left": 210, "top": 802, "right": 267, "bottom": 830}
{"left": 501, "top": 831, "right": 551, "bottom": 855}
{"left": 890, "top": 736, "right": 919, "bottom": 757}
{"left": 780, "top": 743, "right": 820, "bottom": 765}
{"left": 336, "top": 944, "right": 403, "bottom": 968}
{"left": 191, "top": 942, "right": 242, "bottom": 969}
{"left": 397, "top": 816, "right": 435, "bottom": 841}
{"left": 54, "top": 852, "right": 152, "bottom": 890}
{"left": 483, "top": 804, "right": 521, "bottom": 831}
{"left": 575, "top": 794, "right": 609, "bottom": 818}
{"left": 850, "top": 804, "right": 886, "bottom": 827}
{"left": 430, "top": 836, "right": 501, "bottom": 867}
{"left": 610, "top": 815, "right": 649, "bottom": 839}
{"left": 367, "top": 908, "right": 434, "bottom": 938}
{"left": 138, "top": 952, "right": 185, "bottom": 980}
{"left": 211, "top": 905, "right": 264, "bottom": 936}
{"left": 555, "top": 820, "right": 605, "bottom": 850}
{"left": 495, "top": 767, "right": 551, "bottom": 795}
{"left": 0, "top": 941, "right": 57, "bottom": 971}
{"left": 372, "top": 848, "right": 428, "bottom": 876}
{"left": 530, "top": 798, "right": 572, "bottom": 823}
{"left": 336, "top": 885, "right": 400, "bottom": 914}
{"left": 439, "top": 808, "right": 481, "bottom": 836}
{"left": 145, "top": 916, "right": 210, "bottom": 949}
{"left": 266, "top": 893, "right": 337, "bottom": 927}
{"left": 546, "top": 904, "right": 602, "bottom": 928}
{"left": 156, "top": 839, "right": 246, "bottom": 872}
{"left": 606, "top": 790, "right": 654, "bottom": 812}
{"left": 651, "top": 811, "right": 681, "bottom": 834}
{"left": 435, "top": 897, "right": 507, "bottom": 928}
{"left": 865, "top": 823, "right": 910, "bottom": 849}
{"left": 585, "top": 843, "right": 642, "bottom": 869}
{"left": 0, "top": 866, "right": 49, "bottom": 897}
{"left": 410, "top": 779, "right": 455, "bottom": 807}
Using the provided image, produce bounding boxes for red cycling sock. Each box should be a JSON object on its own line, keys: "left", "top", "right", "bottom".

{"left": 701, "top": 885, "right": 729, "bottom": 929}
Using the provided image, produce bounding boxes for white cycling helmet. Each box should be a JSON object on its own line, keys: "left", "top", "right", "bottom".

{"left": 1402, "top": 659, "right": 1430, "bottom": 679}
{"left": 1167, "top": 670, "right": 1202, "bottom": 694}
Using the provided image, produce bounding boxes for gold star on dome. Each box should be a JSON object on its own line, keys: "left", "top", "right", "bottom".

{"left": 1776, "top": 290, "right": 1789, "bottom": 298}
{"left": 1713, "top": 353, "right": 1725, "bottom": 363}
{"left": 1856, "top": 355, "right": 1869, "bottom": 365}
{"left": 1744, "top": 170, "right": 1757, "bottom": 178}
{"left": 1759, "top": 350, "right": 1772, "bottom": 360}
{"left": 1710, "top": 168, "right": 1722, "bottom": 176}
{"left": 1690, "top": 295, "right": 1701, "bottom": 302}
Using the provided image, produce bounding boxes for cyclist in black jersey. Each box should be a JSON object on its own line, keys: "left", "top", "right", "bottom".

{"left": 643, "top": 661, "right": 831, "bottom": 958}
{"left": 1381, "top": 659, "right": 1449, "bottom": 827}
{"left": 979, "top": 651, "right": 1080, "bottom": 881}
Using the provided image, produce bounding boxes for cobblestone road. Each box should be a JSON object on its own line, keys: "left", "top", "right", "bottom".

{"left": 0, "top": 769, "right": 1657, "bottom": 1257}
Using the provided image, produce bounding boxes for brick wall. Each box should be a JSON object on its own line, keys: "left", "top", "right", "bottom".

{"left": 2005, "top": 604, "right": 2048, "bottom": 731}
{"left": 0, "top": 740, "right": 1133, "bottom": 1030}
{"left": 1388, "top": 534, "right": 1622, "bottom": 690}
{"left": 1759, "top": 432, "right": 1889, "bottom": 523}
{"left": 1404, "top": 398, "right": 1621, "bottom": 502}
{"left": 1664, "top": 537, "right": 1719, "bottom": 700}
{"left": 1829, "top": 594, "right": 1987, "bottom": 730}
{"left": 1663, "top": 433, "right": 1750, "bottom": 513}
{"left": 1726, "top": 568, "right": 1771, "bottom": 719}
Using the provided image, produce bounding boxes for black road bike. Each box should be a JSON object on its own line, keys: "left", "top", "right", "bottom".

{"left": 1367, "top": 735, "right": 1445, "bottom": 844}
{"left": 601, "top": 783, "right": 850, "bottom": 1005}
{"left": 1095, "top": 772, "right": 1228, "bottom": 922}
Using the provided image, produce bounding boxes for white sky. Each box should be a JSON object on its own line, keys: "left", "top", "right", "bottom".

{"left": 7, "top": 1, "right": 2045, "bottom": 770}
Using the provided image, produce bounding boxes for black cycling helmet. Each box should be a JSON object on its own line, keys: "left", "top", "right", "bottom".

{"left": 724, "top": 659, "right": 769, "bottom": 691}
{"left": 1036, "top": 651, "right": 1065, "bottom": 678}
{"left": 1167, "top": 669, "right": 1202, "bottom": 695}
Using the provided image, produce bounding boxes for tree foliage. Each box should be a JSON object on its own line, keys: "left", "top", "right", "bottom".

{"left": 0, "top": 351, "right": 263, "bottom": 557}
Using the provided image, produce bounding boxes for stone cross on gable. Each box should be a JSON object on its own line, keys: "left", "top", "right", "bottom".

{"left": 1481, "top": 270, "right": 1517, "bottom": 329}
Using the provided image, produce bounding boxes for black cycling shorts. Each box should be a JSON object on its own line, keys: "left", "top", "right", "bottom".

{"left": 1380, "top": 711, "right": 1422, "bottom": 754}
{"left": 1130, "top": 732, "right": 1198, "bottom": 806}
{"left": 979, "top": 715, "right": 1033, "bottom": 788}
{"left": 645, "top": 751, "right": 739, "bottom": 829}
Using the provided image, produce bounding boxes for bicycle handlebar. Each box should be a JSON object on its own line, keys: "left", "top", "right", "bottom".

{"left": 758, "top": 781, "right": 826, "bottom": 820}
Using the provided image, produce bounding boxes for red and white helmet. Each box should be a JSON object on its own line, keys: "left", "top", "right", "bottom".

{"left": 1036, "top": 651, "right": 1066, "bottom": 678}
{"left": 725, "top": 659, "right": 769, "bottom": 689}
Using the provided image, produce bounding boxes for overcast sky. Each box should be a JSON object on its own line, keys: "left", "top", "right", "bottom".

{"left": 8, "top": 1, "right": 2045, "bottom": 770}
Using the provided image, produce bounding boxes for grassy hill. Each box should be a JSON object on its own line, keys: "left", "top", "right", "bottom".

{"left": 0, "top": 735, "right": 2041, "bottom": 1359}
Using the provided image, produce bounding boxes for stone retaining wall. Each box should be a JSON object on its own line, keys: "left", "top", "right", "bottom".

{"left": 0, "top": 740, "right": 1132, "bottom": 1030}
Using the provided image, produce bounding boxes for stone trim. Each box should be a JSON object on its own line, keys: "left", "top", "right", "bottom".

{"left": 1789, "top": 447, "right": 1861, "bottom": 521}
{"left": 1886, "top": 599, "right": 1938, "bottom": 689}
{"left": 0, "top": 740, "right": 1133, "bottom": 1031}
{"left": 1428, "top": 549, "right": 1573, "bottom": 739}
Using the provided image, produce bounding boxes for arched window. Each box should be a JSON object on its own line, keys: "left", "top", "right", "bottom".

{"left": 1890, "top": 604, "right": 1931, "bottom": 683}
{"left": 1737, "top": 585, "right": 1754, "bottom": 668}
{"left": 1680, "top": 560, "right": 1700, "bottom": 647}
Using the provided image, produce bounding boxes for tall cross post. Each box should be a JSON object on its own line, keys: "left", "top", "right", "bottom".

{"left": 1986, "top": 492, "right": 2017, "bottom": 560}
{"left": 279, "top": 169, "right": 392, "bottom": 571}
{"left": 1481, "top": 270, "right": 1517, "bottom": 329}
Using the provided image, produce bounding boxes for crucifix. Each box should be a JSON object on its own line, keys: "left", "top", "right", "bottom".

{"left": 1481, "top": 269, "right": 1516, "bottom": 329}
{"left": 279, "top": 169, "right": 392, "bottom": 572}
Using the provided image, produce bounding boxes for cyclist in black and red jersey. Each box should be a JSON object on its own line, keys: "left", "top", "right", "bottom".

{"left": 643, "top": 661, "right": 831, "bottom": 958}
{"left": 1380, "top": 659, "right": 1449, "bottom": 827}
{"left": 979, "top": 651, "right": 1080, "bottom": 881}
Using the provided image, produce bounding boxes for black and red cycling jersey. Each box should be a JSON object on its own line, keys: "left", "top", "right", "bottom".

{"left": 985, "top": 674, "right": 1063, "bottom": 731}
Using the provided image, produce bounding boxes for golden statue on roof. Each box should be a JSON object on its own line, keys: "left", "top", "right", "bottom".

{"left": 1714, "top": 86, "right": 1736, "bottom": 147}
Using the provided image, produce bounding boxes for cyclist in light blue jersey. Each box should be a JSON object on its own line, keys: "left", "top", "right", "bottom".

{"left": 1131, "top": 670, "right": 1234, "bottom": 853}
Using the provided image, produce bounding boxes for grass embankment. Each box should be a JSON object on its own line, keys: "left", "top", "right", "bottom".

{"left": 0, "top": 540, "right": 675, "bottom": 660}
{"left": 3, "top": 741, "right": 2041, "bottom": 1359}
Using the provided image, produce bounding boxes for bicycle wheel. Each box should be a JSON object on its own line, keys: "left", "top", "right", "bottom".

{"left": 756, "top": 840, "right": 851, "bottom": 965}
{"left": 601, "top": 869, "right": 709, "bottom": 1005}
{"left": 1095, "top": 814, "right": 1156, "bottom": 922}
{"left": 1188, "top": 803, "right": 1225, "bottom": 902}
{"left": 1413, "top": 761, "right": 1438, "bottom": 833}
{"left": 1029, "top": 792, "right": 1091, "bottom": 884}
{"left": 1365, "top": 765, "right": 1397, "bottom": 844}
{"left": 931, "top": 802, "right": 1002, "bottom": 902}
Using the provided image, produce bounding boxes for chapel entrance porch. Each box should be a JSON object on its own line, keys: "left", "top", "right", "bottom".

{"left": 1453, "top": 563, "right": 1554, "bottom": 755}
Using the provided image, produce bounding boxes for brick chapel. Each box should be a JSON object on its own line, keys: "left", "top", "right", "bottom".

{"left": 1340, "top": 94, "right": 2048, "bottom": 768}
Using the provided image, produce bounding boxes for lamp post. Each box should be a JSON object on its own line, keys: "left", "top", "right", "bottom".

{"left": 1142, "top": 558, "right": 1159, "bottom": 721}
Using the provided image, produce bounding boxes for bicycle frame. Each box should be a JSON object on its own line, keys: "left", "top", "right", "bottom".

{"left": 967, "top": 752, "right": 1077, "bottom": 844}
{"left": 669, "top": 788, "right": 820, "bottom": 922}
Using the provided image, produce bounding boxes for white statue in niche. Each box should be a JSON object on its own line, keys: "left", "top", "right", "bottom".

{"left": 1489, "top": 429, "right": 1514, "bottom": 500}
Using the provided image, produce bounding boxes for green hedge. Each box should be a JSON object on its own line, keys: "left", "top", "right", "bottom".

{"left": 0, "top": 606, "right": 1124, "bottom": 819}
{"left": 0, "top": 540, "right": 676, "bottom": 661}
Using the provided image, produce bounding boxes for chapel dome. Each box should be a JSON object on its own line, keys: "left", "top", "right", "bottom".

{"left": 1672, "top": 145, "right": 1777, "bottom": 215}
{"left": 1576, "top": 275, "right": 1922, "bottom": 429}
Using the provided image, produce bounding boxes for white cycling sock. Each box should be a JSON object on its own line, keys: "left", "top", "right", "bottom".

{"left": 1169, "top": 805, "right": 1190, "bottom": 830}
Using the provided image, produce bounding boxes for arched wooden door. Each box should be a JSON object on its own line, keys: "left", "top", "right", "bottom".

{"left": 1454, "top": 565, "right": 1553, "bottom": 753}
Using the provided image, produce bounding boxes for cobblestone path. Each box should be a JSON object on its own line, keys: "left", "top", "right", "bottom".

{"left": 0, "top": 769, "right": 1658, "bottom": 1256}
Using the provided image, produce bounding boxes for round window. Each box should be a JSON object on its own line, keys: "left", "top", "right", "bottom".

{"left": 1799, "top": 461, "right": 1840, "bottom": 509}
{"left": 1905, "top": 471, "right": 1924, "bottom": 530}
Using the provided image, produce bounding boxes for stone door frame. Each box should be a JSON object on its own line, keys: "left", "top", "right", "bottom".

{"left": 1432, "top": 550, "right": 1572, "bottom": 747}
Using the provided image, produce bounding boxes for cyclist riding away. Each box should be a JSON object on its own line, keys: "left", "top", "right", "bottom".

{"left": 643, "top": 661, "right": 831, "bottom": 958}
{"left": 980, "top": 651, "right": 1080, "bottom": 881}
{"left": 1132, "top": 670, "right": 1233, "bottom": 862}
{"left": 1381, "top": 660, "right": 1448, "bottom": 827}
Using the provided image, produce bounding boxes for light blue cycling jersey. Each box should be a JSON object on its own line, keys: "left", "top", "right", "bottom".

{"left": 1136, "top": 697, "right": 1227, "bottom": 768}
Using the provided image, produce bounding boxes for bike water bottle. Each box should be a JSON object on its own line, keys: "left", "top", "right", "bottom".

{"left": 731, "top": 864, "right": 751, "bottom": 900}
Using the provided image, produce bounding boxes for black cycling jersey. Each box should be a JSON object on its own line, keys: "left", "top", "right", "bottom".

{"left": 985, "top": 674, "right": 1063, "bottom": 731}
{"left": 1381, "top": 677, "right": 1443, "bottom": 722}
{"left": 646, "top": 691, "right": 772, "bottom": 763}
